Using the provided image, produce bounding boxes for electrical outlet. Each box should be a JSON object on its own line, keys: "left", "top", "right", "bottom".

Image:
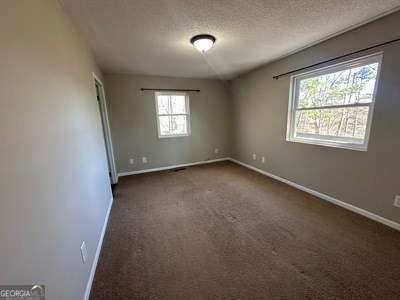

{"left": 129, "top": 158, "right": 134, "bottom": 164}
{"left": 394, "top": 195, "right": 400, "bottom": 208}
{"left": 214, "top": 148, "right": 219, "bottom": 154}
{"left": 252, "top": 153, "right": 257, "bottom": 160}
{"left": 261, "top": 156, "right": 266, "bottom": 163}
{"left": 142, "top": 157, "right": 148, "bottom": 164}
{"left": 80, "top": 241, "right": 87, "bottom": 264}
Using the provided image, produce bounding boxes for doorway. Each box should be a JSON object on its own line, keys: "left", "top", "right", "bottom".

{"left": 94, "top": 74, "right": 118, "bottom": 185}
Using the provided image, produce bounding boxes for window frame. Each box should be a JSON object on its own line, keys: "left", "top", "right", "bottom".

{"left": 286, "top": 52, "right": 383, "bottom": 151}
{"left": 154, "top": 91, "right": 191, "bottom": 138}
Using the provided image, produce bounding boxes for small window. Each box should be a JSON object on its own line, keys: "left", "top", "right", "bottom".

{"left": 155, "top": 91, "right": 191, "bottom": 138}
{"left": 286, "top": 53, "right": 382, "bottom": 151}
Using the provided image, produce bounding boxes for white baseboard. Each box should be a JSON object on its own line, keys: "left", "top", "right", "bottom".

{"left": 84, "top": 197, "right": 114, "bottom": 300}
{"left": 229, "top": 158, "right": 400, "bottom": 231}
{"left": 118, "top": 157, "right": 230, "bottom": 177}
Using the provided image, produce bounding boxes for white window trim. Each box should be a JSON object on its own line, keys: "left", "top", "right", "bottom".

{"left": 155, "top": 91, "right": 191, "bottom": 138}
{"left": 286, "top": 52, "right": 383, "bottom": 151}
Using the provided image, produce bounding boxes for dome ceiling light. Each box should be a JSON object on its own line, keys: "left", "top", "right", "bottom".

{"left": 190, "top": 34, "right": 216, "bottom": 53}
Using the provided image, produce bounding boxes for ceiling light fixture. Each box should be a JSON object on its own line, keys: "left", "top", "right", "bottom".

{"left": 190, "top": 34, "right": 216, "bottom": 53}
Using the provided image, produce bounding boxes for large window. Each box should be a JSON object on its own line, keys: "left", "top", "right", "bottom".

{"left": 286, "top": 53, "right": 382, "bottom": 151}
{"left": 155, "top": 91, "right": 190, "bottom": 138}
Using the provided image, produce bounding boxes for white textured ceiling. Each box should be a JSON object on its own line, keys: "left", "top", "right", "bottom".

{"left": 59, "top": 0, "right": 400, "bottom": 79}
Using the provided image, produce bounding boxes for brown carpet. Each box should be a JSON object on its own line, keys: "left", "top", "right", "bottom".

{"left": 90, "top": 161, "right": 400, "bottom": 299}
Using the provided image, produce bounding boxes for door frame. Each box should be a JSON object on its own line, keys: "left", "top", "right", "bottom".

{"left": 93, "top": 73, "right": 118, "bottom": 184}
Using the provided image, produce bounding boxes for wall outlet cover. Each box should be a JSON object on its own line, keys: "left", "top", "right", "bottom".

{"left": 142, "top": 157, "right": 148, "bottom": 163}
{"left": 214, "top": 148, "right": 219, "bottom": 154}
{"left": 394, "top": 195, "right": 400, "bottom": 208}
{"left": 129, "top": 158, "right": 134, "bottom": 164}
{"left": 80, "top": 241, "right": 87, "bottom": 264}
{"left": 252, "top": 153, "right": 257, "bottom": 160}
{"left": 261, "top": 156, "right": 266, "bottom": 163}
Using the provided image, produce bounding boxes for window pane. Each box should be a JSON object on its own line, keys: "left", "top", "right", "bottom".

{"left": 171, "top": 115, "right": 187, "bottom": 135}
{"left": 157, "top": 95, "right": 170, "bottom": 114}
{"left": 294, "top": 106, "right": 369, "bottom": 144}
{"left": 158, "top": 116, "right": 171, "bottom": 136}
{"left": 298, "top": 62, "right": 379, "bottom": 109}
{"left": 170, "top": 95, "right": 186, "bottom": 114}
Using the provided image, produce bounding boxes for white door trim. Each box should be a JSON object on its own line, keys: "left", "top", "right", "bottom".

{"left": 93, "top": 73, "right": 118, "bottom": 184}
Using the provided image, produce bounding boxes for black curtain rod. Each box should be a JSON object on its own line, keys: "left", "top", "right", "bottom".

{"left": 140, "top": 88, "right": 200, "bottom": 92}
{"left": 273, "top": 38, "right": 400, "bottom": 79}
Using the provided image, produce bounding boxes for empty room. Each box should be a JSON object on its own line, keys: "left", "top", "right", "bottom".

{"left": 1, "top": 0, "right": 400, "bottom": 299}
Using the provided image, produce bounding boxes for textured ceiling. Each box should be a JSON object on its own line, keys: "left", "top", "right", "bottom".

{"left": 59, "top": 0, "right": 400, "bottom": 79}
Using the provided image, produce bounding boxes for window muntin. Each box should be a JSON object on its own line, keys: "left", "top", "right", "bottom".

{"left": 287, "top": 53, "right": 382, "bottom": 151}
{"left": 155, "top": 92, "right": 190, "bottom": 138}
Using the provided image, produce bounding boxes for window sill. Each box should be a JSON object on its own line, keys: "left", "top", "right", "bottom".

{"left": 158, "top": 134, "right": 191, "bottom": 139}
{"left": 286, "top": 137, "right": 368, "bottom": 151}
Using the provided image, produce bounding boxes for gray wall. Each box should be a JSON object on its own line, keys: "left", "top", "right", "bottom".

{"left": 231, "top": 11, "right": 400, "bottom": 224}
{"left": 0, "top": 1, "right": 112, "bottom": 299}
{"left": 105, "top": 74, "right": 232, "bottom": 173}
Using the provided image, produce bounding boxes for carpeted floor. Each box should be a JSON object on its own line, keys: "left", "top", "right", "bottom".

{"left": 90, "top": 161, "right": 400, "bottom": 299}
